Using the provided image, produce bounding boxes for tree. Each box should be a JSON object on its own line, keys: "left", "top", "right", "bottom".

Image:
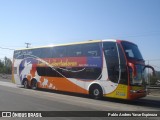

{"left": 0, "top": 57, "right": 12, "bottom": 74}
{"left": 149, "top": 71, "right": 160, "bottom": 86}
{"left": 4, "top": 57, "right": 12, "bottom": 74}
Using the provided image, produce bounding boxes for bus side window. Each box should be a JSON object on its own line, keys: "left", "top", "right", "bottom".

{"left": 14, "top": 50, "right": 24, "bottom": 59}
{"left": 82, "top": 43, "right": 101, "bottom": 57}
{"left": 40, "top": 48, "right": 52, "bottom": 58}
{"left": 52, "top": 46, "right": 66, "bottom": 58}
{"left": 31, "top": 49, "right": 42, "bottom": 58}
{"left": 66, "top": 45, "right": 82, "bottom": 57}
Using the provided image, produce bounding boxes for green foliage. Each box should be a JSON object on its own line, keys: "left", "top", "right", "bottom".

{"left": 0, "top": 57, "right": 12, "bottom": 74}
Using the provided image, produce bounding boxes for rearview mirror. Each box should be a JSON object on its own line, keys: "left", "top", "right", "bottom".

{"left": 143, "top": 65, "right": 156, "bottom": 76}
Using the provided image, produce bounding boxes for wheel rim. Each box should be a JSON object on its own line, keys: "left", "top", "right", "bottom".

{"left": 24, "top": 81, "right": 28, "bottom": 88}
{"left": 93, "top": 89, "right": 100, "bottom": 96}
{"left": 32, "top": 81, "right": 37, "bottom": 89}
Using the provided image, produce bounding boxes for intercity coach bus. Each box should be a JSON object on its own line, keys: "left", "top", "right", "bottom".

{"left": 12, "top": 39, "right": 155, "bottom": 100}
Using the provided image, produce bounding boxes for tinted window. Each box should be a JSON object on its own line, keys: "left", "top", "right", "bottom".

{"left": 14, "top": 50, "right": 32, "bottom": 59}
{"left": 14, "top": 50, "right": 24, "bottom": 59}
{"left": 22, "top": 50, "right": 31, "bottom": 58}
{"left": 82, "top": 43, "right": 101, "bottom": 57}
{"left": 103, "top": 42, "right": 119, "bottom": 83}
{"left": 52, "top": 46, "right": 66, "bottom": 58}
{"left": 37, "top": 66, "right": 102, "bottom": 79}
{"left": 37, "top": 67, "right": 62, "bottom": 77}
{"left": 118, "top": 44, "right": 128, "bottom": 84}
{"left": 121, "top": 42, "right": 143, "bottom": 60}
{"left": 64, "top": 67, "right": 102, "bottom": 79}
{"left": 40, "top": 48, "right": 52, "bottom": 58}
{"left": 66, "top": 45, "right": 82, "bottom": 57}
{"left": 24, "top": 48, "right": 52, "bottom": 58}
{"left": 14, "top": 48, "right": 53, "bottom": 59}
{"left": 24, "top": 49, "right": 40, "bottom": 58}
{"left": 63, "top": 43, "right": 101, "bottom": 57}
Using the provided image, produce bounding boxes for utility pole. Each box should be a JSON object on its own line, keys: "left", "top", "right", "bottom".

{"left": 25, "top": 43, "right": 31, "bottom": 48}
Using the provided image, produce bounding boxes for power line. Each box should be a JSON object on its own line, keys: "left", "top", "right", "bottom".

{"left": 110, "top": 31, "right": 160, "bottom": 38}
{"left": 0, "top": 58, "right": 12, "bottom": 60}
{"left": 0, "top": 47, "right": 15, "bottom": 50}
{"left": 145, "top": 59, "right": 160, "bottom": 61}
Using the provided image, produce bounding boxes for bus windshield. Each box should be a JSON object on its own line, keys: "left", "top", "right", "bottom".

{"left": 121, "top": 41, "right": 143, "bottom": 61}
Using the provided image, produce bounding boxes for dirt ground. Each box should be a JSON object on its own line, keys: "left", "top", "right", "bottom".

{"left": 0, "top": 74, "right": 12, "bottom": 82}
{"left": 149, "top": 88, "right": 160, "bottom": 96}
{"left": 0, "top": 74, "right": 159, "bottom": 96}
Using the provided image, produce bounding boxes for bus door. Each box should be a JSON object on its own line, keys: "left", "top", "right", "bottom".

{"left": 103, "top": 42, "right": 128, "bottom": 98}
{"left": 103, "top": 42, "right": 128, "bottom": 84}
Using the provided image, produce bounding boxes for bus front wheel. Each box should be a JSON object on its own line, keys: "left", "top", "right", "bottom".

{"left": 89, "top": 85, "right": 103, "bottom": 99}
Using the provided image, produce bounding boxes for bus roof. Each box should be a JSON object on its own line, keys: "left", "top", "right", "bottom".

{"left": 15, "top": 39, "right": 118, "bottom": 51}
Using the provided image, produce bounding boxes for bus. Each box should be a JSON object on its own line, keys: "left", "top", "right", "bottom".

{"left": 12, "top": 39, "right": 155, "bottom": 100}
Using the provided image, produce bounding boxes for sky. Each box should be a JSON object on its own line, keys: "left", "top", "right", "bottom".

{"left": 0, "top": 0, "right": 160, "bottom": 70}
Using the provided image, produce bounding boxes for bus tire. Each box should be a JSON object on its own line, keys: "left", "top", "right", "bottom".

{"left": 31, "top": 79, "right": 38, "bottom": 90}
{"left": 23, "top": 79, "right": 29, "bottom": 89}
{"left": 89, "top": 84, "right": 103, "bottom": 99}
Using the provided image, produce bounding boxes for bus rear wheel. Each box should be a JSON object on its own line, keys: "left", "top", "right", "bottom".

{"left": 31, "top": 79, "right": 38, "bottom": 90}
{"left": 23, "top": 79, "right": 29, "bottom": 89}
{"left": 89, "top": 85, "right": 103, "bottom": 99}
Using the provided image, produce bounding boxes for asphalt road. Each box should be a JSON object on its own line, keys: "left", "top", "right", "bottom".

{"left": 0, "top": 80, "right": 160, "bottom": 120}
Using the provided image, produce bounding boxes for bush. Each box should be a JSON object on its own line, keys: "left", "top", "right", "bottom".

{"left": 0, "top": 57, "right": 12, "bottom": 74}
